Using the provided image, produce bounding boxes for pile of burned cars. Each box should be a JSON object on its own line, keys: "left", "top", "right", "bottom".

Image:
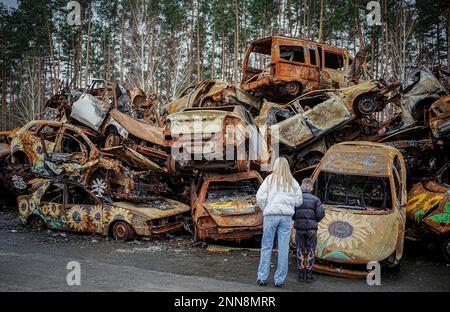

{"left": 1, "top": 35, "right": 449, "bottom": 276}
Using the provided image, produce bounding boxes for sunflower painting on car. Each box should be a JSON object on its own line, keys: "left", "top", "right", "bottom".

{"left": 310, "top": 142, "right": 407, "bottom": 278}
{"left": 16, "top": 180, "right": 191, "bottom": 242}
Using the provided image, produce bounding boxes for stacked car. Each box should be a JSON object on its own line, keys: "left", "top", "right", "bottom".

{"left": 1, "top": 35, "right": 449, "bottom": 275}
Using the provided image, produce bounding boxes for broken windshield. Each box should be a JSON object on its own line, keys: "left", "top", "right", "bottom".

{"left": 314, "top": 171, "right": 392, "bottom": 211}
{"left": 206, "top": 179, "right": 259, "bottom": 203}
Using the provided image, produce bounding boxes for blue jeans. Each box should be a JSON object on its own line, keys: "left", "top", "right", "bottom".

{"left": 257, "top": 215, "right": 292, "bottom": 285}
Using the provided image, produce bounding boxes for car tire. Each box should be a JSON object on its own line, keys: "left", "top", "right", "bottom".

{"left": 29, "top": 215, "right": 45, "bottom": 231}
{"left": 111, "top": 221, "right": 134, "bottom": 242}
{"left": 354, "top": 94, "right": 380, "bottom": 116}
{"left": 440, "top": 235, "right": 450, "bottom": 263}
{"left": 104, "top": 132, "right": 122, "bottom": 148}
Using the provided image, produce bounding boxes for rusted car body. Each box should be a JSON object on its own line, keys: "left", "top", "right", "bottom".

{"left": 376, "top": 126, "right": 447, "bottom": 186}
{"left": 164, "top": 105, "right": 269, "bottom": 173}
{"left": 17, "top": 180, "right": 190, "bottom": 241}
{"left": 399, "top": 67, "right": 447, "bottom": 129}
{"left": 7, "top": 120, "right": 166, "bottom": 200}
{"left": 67, "top": 80, "right": 169, "bottom": 169}
{"left": 407, "top": 162, "right": 450, "bottom": 262}
{"left": 428, "top": 95, "right": 450, "bottom": 139}
{"left": 241, "top": 36, "right": 353, "bottom": 101}
{"left": 190, "top": 170, "right": 263, "bottom": 242}
{"left": 162, "top": 80, "right": 262, "bottom": 115}
{"left": 310, "top": 142, "right": 407, "bottom": 277}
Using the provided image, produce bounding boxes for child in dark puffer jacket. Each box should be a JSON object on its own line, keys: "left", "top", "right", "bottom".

{"left": 292, "top": 178, "right": 325, "bottom": 283}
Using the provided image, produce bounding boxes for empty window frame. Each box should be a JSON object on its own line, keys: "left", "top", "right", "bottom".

{"left": 280, "top": 46, "right": 305, "bottom": 63}
{"left": 324, "top": 51, "right": 344, "bottom": 70}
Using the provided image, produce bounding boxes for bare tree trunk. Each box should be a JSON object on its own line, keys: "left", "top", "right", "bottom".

{"left": 211, "top": 23, "right": 215, "bottom": 80}
{"left": 84, "top": 0, "right": 92, "bottom": 87}
{"left": 318, "top": 0, "right": 324, "bottom": 42}
{"left": 47, "top": 22, "right": 58, "bottom": 94}
{"left": 1, "top": 68, "right": 6, "bottom": 114}
{"left": 221, "top": 29, "right": 225, "bottom": 81}
{"left": 120, "top": 14, "right": 124, "bottom": 84}
{"left": 233, "top": 0, "right": 239, "bottom": 83}
{"left": 371, "top": 28, "right": 375, "bottom": 77}
{"left": 196, "top": 2, "right": 202, "bottom": 82}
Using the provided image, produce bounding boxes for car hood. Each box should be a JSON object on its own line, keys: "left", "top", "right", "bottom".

{"left": 111, "top": 198, "right": 190, "bottom": 220}
{"left": 316, "top": 205, "right": 402, "bottom": 264}
{"left": 109, "top": 109, "right": 166, "bottom": 146}
{"left": 168, "top": 110, "right": 236, "bottom": 136}
{"left": 203, "top": 199, "right": 262, "bottom": 227}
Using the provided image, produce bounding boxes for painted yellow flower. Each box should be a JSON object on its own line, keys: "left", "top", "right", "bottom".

{"left": 18, "top": 199, "right": 31, "bottom": 217}
{"left": 89, "top": 205, "right": 103, "bottom": 230}
{"left": 47, "top": 203, "right": 61, "bottom": 219}
{"left": 106, "top": 207, "right": 133, "bottom": 222}
{"left": 40, "top": 204, "right": 51, "bottom": 216}
{"left": 318, "top": 211, "right": 374, "bottom": 250}
{"left": 66, "top": 207, "right": 89, "bottom": 232}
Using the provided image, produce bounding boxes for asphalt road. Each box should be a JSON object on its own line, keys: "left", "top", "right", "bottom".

{"left": 0, "top": 206, "right": 449, "bottom": 292}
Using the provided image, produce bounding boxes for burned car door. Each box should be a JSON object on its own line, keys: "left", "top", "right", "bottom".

{"left": 39, "top": 182, "right": 66, "bottom": 230}
{"left": 300, "top": 92, "right": 352, "bottom": 136}
{"left": 269, "top": 103, "right": 314, "bottom": 149}
{"left": 64, "top": 183, "right": 103, "bottom": 234}
{"left": 71, "top": 93, "right": 111, "bottom": 131}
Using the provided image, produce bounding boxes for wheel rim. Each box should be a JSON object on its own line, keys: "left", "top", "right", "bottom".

{"left": 104, "top": 133, "right": 121, "bottom": 148}
{"left": 357, "top": 97, "right": 377, "bottom": 115}
{"left": 32, "top": 216, "right": 45, "bottom": 229}
{"left": 113, "top": 222, "right": 131, "bottom": 241}
{"left": 286, "top": 82, "right": 300, "bottom": 96}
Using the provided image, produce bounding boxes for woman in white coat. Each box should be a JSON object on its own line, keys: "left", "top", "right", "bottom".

{"left": 256, "top": 157, "right": 303, "bottom": 287}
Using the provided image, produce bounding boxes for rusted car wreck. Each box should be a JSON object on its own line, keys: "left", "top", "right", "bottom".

{"left": 17, "top": 179, "right": 190, "bottom": 241}
{"left": 7, "top": 120, "right": 166, "bottom": 200}
{"left": 311, "top": 142, "right": 407, "bottom": 277}
{"left": 241, "top": 36, "right": 353, "bottom": 101}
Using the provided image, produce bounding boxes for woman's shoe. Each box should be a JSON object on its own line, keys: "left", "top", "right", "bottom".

{"left": 274, "top": 283, "right": 284, "bottom": 288}
{"left": 256, "top": 279, "right": 267, "bottom": 286}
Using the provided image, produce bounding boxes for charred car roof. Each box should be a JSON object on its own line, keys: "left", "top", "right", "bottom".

{"left": 319, "top": 141, "right": 402, "bottom": 176}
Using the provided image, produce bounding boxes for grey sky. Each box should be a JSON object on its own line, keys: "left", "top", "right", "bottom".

{"left": 1, "top": 0, "right": 18, "bottom": 9}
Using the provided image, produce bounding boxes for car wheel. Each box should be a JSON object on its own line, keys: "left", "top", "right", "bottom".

{"left": 440, "top": 236, "right": 450, "bottom": 263}
{"left": 104, "top": 132, "right": 122, "bottom": 148}
{"left": 355, "top": 94, "right": 380, "bottom": 116}
{"left": 285, "top": 81, "right": 302, "bottom": 97}
{"left": 29, "top": 215, "right": 45, "bottom": 231}
{"left": 111, "top": 221, "right": 134, "bottom": 242}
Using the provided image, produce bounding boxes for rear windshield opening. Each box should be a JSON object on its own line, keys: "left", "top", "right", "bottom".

{"left": 248, "top": 51, "right": 272, "bottom": 72}
{"left": 314, "top": 172, "right": 392, "bottom": 211}
{"left": 206, "top": 179, "right": 259, "bottom": 203}
{"left": 280, "top": 45, "right": 305, "bottom": 63}
{"left": 324, "top": 51, "right": 344, "bottom": 70}
{"left": 297, "top": 93, "right": 331, "bottom": 110}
